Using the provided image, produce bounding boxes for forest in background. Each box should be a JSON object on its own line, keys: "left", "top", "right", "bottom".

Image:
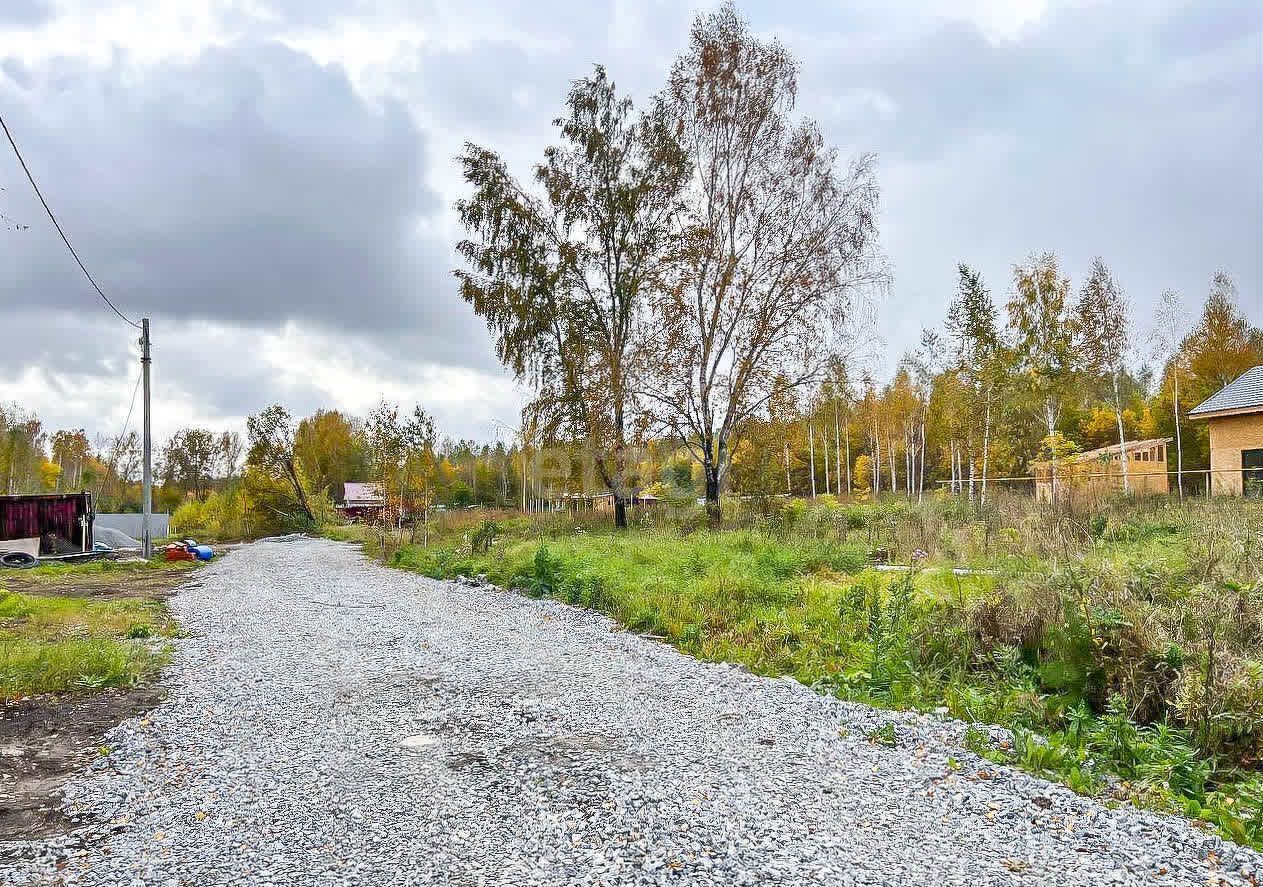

{"left": 2, "top": 4, "right": 1260, "bottom": 533}
{"left": 1, "top": 256, "right": 1257, "bottom": 534}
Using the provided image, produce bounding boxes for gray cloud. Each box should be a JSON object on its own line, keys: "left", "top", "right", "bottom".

{"left": 785, "top": 0, "right": 1262, "bottom": 358}
{"left": 1, "top": 0, "right": 1259, "bottom": 445}
{"left": 0, "top": 42, "right": 496, "bottom": 372}
{"left": 0, "top": 0, "right": 53, "bottom": 27}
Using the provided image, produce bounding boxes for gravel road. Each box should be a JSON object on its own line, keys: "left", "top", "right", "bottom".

{"left": 4, "top": 536, "right": 1259, "bottom": 886}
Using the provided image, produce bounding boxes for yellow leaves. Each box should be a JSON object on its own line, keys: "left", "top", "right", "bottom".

{"left": 38, "top": 458, "right": 63, "bottom": 492}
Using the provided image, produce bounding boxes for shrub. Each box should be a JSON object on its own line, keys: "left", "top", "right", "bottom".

{"left": 470, "top": 519, "right": 499, "bottom": 553}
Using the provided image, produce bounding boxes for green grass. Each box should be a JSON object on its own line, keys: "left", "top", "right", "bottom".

{"left": 0, "top": 563, "right": 185, "bottom": 700}
{"left": 14, "top": 557, "right": 200, "bottom": 584}
{"left": 355, "top": 496, "right": 1263, "bottom": 849}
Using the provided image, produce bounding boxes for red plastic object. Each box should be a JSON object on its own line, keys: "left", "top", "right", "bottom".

{"left": 164, "top": 546, "right": 195, "bottom": 561}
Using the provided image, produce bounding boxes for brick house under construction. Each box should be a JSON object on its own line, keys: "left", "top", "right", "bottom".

{"left": 1189, "top": 365, "right": 1263, "bottom": 497}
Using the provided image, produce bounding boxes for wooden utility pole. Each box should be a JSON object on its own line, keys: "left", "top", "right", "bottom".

{"left": 140, "top": 318, "right": 153, "bottom": 559}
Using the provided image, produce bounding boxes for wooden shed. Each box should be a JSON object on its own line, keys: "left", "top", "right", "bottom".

{"left": 0, "top": 492, "right": 95, "bottom": 555}
{"left": 1033, "top": 438, "right": 1172, "bottom": 506}
{"left": 337, "top": 482, "right": 386, "bottom": 521}
{"left": 1189, "top": 365, "right": 1263, "bottom": 497}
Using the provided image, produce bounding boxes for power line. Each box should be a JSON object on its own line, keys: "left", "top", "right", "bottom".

{"left": 103, "top": 368, "right": 142, "bottom": 476}
{"left": 116, "top": 369, "right": 143, "bottom": 446}
{"left": 0, "top": 112, "right": 140, "bottom": 329}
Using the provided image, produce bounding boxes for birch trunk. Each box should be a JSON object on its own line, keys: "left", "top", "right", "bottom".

{"left": 980, "top": 391, "right": 991, "bottom": 508}
{"left": 844, "top": 422, "right": 852, "bottom": 496}
{"left": 808, "top": 424, "right": 817, "bottom": 499}
{"left": 834, "top": 402, "right": 842, "bottom": 496}
{"left": 784, "top": 441, "right": 791, "bottom": 493}
{"left": 872, "top": 424, "right": 880, "bottom": 494}
{"left": 1172, "top": 369, "right": 1184, "bottom": 498}
{"left": 823, "top": 420, "right": 831, "bottom": 494}
{"left": 917, "top": 414, "right": 926, "bottom": 502}
{"left": 1113, "top": 372, "right": 1130, "bottom": 495}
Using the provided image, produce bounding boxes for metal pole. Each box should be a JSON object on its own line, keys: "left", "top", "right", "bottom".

{"left": 140, "top": 318, "right": 153, "bottom": 559}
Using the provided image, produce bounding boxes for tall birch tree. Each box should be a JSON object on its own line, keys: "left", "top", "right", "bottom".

{"left": 646, "top": 3, "right": 882, "bottom": 526}
{"left": 1075, "top": 258, "right": 1131, "bottom": 492}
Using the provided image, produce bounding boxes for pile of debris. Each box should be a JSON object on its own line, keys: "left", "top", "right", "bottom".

{"left": 163, "top": 540, "right": 214, "bottom": 562}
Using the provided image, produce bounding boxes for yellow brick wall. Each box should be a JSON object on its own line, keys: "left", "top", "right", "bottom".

{"left": 1208, "top": 413, "right": 1263, "bottom": 495}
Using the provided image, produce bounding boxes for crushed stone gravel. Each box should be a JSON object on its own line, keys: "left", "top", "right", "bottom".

{"left": 3, "top": 536, "right": 1260, "bottom": 886}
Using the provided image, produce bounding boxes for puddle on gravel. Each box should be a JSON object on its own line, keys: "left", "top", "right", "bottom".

{"left": 400, "top": 734, "right": 441, "bottom": 753}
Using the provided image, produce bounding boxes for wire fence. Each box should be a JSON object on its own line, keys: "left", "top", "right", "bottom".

{"left": 938, "top": 467, "right": 1263, "bottom": 501}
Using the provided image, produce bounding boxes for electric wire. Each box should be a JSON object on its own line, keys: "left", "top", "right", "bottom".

{"left": 0, "top": 112, "right": 141, "bottom": 329}
{"left": 105, "top": 369, "right": 143, "bottom": 476}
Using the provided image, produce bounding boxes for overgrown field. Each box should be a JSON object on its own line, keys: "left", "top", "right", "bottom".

{"left": 0, "top": 560, "right": 193, "bottom": 699}
{"left": 337, "top": 494, "right": 1263, "bottom": 848}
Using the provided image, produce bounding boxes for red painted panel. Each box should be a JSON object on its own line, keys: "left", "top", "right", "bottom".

{"left": 0, "top": 493, "right": 94, "bottom": 552}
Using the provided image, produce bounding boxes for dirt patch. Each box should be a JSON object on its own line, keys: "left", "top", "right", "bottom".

{"left": 0, "top": 687, "right": 160, "bottom": 844}
{"left": 0, "top": 568, "right": 198, "bottom": 602}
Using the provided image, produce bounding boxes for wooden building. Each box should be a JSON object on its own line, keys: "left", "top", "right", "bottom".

{"left": 1033, "top": 438, "right": 1171, "bottom": 506}
{"left": 1189, "top": 365, "right": 1263, "bottom": 497}
{"left": 337, "top": 482, "right": 386, "bottom": 521}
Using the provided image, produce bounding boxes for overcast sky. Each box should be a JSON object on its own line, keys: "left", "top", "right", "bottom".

{"left": 1, "top": 0, "right": 1259, "bottom": 446}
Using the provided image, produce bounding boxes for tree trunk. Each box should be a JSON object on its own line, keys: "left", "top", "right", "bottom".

{"left": 888, "top": 433, "right": 897, "bottom": 495}
{"left": 833, "top": 402, "right": 842, "bottom": 496}
{"left": 823, "top": 421, "right": 830, "bottom": 494}
{"left": 980, "top": 392, "right": 991, "bottom": 508}
{"left": 844, "top": 423, "right": 852, "bottom": 496}
{"left": 704, "top": 463, "right": 721, "bottom": 528}
{"left": 917, "top": 412, "right": 926, "bottom": 502}
{"left": 1045, "top": 401, "right": 1060, "bottom": 504}
{"left": 966, "top": 425, "right": 976, "bottom": 505}
{"left": 872, "top": 423, "right": 880, "bottom": 494}
{"left": 808, "top": 423, "right": 817, "bottom": 499}
{"left": 285, "top": 458, "right": 314, "bottom": 523}
{"left": 612, "top": 401, "right": 628, "bottom": 529}
{"left": 783, "top": 441, "right": 791, "bottom": 493}
{"left": 1114, "top": 372, "right": 1130, "bottom": 495}
{"left": 905, "top": 427, "right": 912, "bottom": 498}
{"left": 1173, "top": 370, "right": 1184, "bottom": 498}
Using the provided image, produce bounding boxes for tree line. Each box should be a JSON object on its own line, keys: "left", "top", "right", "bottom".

{"left": 727, "top": 263, "right": 1260, "bottom": 506}
{"left": 0, "top": 403, "right": 521, "bottom": 521}
{"left": 453, "top": 3, "right": 1260, "bottom": 523}
{"left": 4, "top": 260, "right": 1256, "bottom": 529}
{"left": 5, "top": 5, "right": 1257, "bottom": 528}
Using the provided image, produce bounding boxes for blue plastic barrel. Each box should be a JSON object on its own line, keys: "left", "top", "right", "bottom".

{"left": 190, "top": 545, "right": 214, "bottom": 561}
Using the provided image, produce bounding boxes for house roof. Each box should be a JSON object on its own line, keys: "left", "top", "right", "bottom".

{"left": 343, "top": 482, "right": 384, "bottom": 503}
{"left": 1073, "top": 438, "right": 1172, "bottom": 461}
{"left": 1032, "top": 437, "right": 1171, "bottom": 468}
{"left": 1189, "top": 365, "right": 1263, "bottom": 418}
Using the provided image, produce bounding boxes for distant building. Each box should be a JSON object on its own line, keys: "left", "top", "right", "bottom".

{"left": 1033, "top": 438, "right": 1171, "bottom": 506}
{"left": 542, "top": 491, "right": 660, "bottom": 513}
{"left": 96, "top": 512, "right": 170, "bottom": 540}
{"left": 1189, "top": 365, "right": 1263, "bottom": 497}
{"left": 339, "top": 482, "right": 386, "bottom": 520}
